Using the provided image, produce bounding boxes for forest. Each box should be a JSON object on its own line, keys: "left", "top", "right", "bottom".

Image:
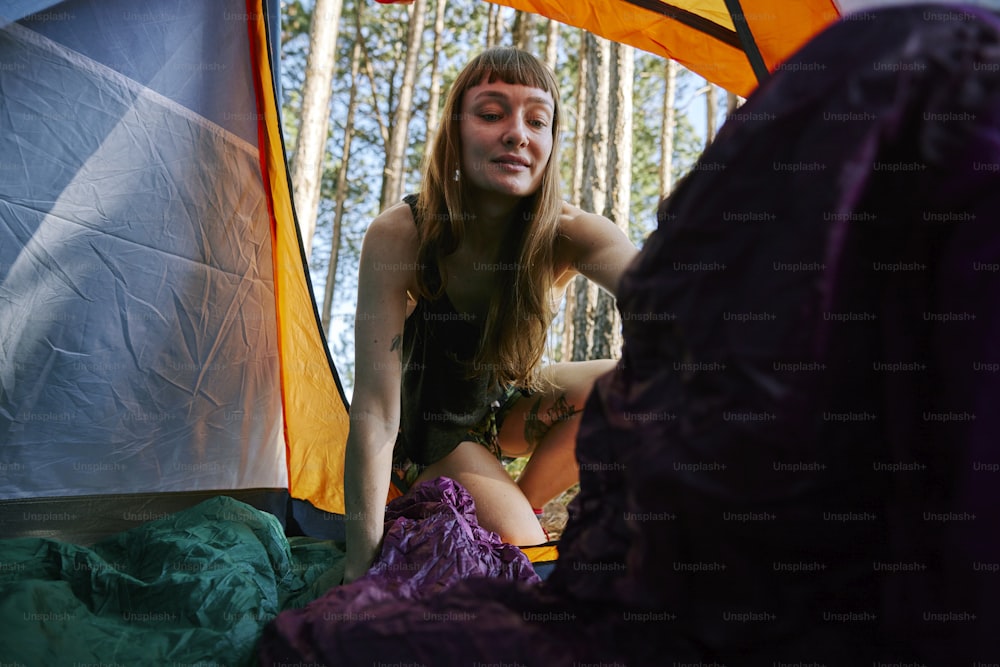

{"left": 278, "top": 0, "right": 739, "bottom": 397}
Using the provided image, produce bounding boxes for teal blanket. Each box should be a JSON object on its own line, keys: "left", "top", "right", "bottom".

{"left": 0, "top": 497, "right": 343, "bottom": 665}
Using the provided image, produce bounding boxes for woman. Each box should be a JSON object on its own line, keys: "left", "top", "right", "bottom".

{"left": 343, "top": 47, "right": 638, "bottom": 583}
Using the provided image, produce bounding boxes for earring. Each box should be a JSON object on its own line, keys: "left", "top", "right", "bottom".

{"left": 453, "top": 169, "right": 461, "bottom": 182}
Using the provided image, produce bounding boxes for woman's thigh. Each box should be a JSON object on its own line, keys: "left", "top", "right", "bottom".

{"left": 412, "top": 440, "right": 547, "bottom": 546}
{"left": 497, "top": 359, "right": 616, "bottom": 458}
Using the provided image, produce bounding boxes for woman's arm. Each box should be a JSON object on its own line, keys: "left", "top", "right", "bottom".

{"left": 558, "top": 202, "right": 640, "bottom": 298}
{"left": 342, "top": 204, "right": 418, "bottom": 583}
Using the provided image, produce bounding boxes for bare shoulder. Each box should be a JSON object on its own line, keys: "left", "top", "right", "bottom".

{"left": 364, "top": 200, "right": 420, "bottom": 254}
{"left": 358, "top": 201, "right": 423, "bottom": 300}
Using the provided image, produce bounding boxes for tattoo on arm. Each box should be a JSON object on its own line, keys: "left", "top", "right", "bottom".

{"left": 523, "top": 393, "right": 579, "bottom": 449}
{"left": 547, "top": 394, "right": 579, "bottom": 424}
{"left": 390, "top": 334, "right": 401, "bottom": 355}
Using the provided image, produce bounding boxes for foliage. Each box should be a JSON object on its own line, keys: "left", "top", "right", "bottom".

{"left": 279, "top": 2, "right": 713, "bottom": 398}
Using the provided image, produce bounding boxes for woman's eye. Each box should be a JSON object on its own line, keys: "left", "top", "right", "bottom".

{"left": 529, "top": 118, "right": 549, "bottom": 129}
{"left": 480, "top": 113, "right": 501, "bottom": 122}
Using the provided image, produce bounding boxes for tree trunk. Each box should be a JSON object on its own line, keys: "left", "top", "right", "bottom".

{"left": 321, "top": 6, "right": 364, "bottom": 334}
{"left": 486, "top": 4, "right": 501, "bottom": 48}
{"left": 727, "top": 90, "right": 741, "bottom": 115}
{"left": 581, "top": 33, "right": 610, "bottom": 217}
{"left": 425, "top": 0, "right": 448, "bottom": 140}
{"left": 705, "top": 79, "right": 718, "bottom": 148}
{"left": 560, "top": 281, "right": 575, "bottom": 363}
{"left": 561, "top": 34, "right": 588, "bottom": 362}
{"left": 569, "top": 38, "right": 588, "bottom": 207}
{"left": 380, "top": 0, "right": 427, "bottom": 210}
{"left": 290, "top": 0, "right": 343, "bottom": 258}
{"left": 571, "top": 277, "right": 596, "bottom": 362}
{"left": 592, "top": 42, "right": 633, "bottom": 360}
{"left": 544, "top": 18, "right": 559, "bottom": 72}
{"left": 605, "top": 43, "right": 633, "bottom": 234}
{"left": 360, "top": 40, "right": 389, "bottom": 147}
{"left": 660, "top": 59, "right": 678, "bottom": 196}
{"left": 512, "top": 10, "right": 534, "bottom": 50}
{"left": 571, "top": 32, "right": 610, "bottom": 362}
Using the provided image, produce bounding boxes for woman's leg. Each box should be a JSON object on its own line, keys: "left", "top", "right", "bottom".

{"left": 412, "top": 440, "right": 547, "bottom": 546}
{"left": 410, "top": 359, "right": 613, "bottom": 546}
{"left": 499, "top": 359, "right": 616, "bottom": 509}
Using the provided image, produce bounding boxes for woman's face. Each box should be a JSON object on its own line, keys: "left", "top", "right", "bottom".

{"left": 458, "top": 79, "right": 555, "bottom": 202}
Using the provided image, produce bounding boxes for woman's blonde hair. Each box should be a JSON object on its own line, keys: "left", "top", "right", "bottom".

{"left": 415, "top": 47, "right": 562, "bottom": 391}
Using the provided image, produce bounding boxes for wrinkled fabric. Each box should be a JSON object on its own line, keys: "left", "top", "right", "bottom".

{"left": 260, "top": 477, "right": 540, "bottom": 663}
{"left": 260, "top": 5, "right": 1000, "bottom": 666}
{"left": 0, "top": 7, "right": 286, "bottom": 502}
{"left": 0, "top": 497, "right": 343, "bottom": 665}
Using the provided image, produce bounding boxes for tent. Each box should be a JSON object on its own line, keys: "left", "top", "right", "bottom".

{"left": 1, "top": 11, "right": 556, "bottom": 661}
{"left": 1, "top": 0, "right": 349, "bottom": 542}
{"left": 382, "top": 0, "right": 841, "bottom": 96}
{"left": 6, "top": 2, "right": 998, "bottom": 664}
{"left": 1, "top": 0, "right": 841, "bottom": 546}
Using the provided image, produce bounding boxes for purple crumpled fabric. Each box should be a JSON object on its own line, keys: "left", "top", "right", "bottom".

{"left": 259, "top": 476, "right": 540, "bottom": 664}
{"left": 261, "top": 5, "right": 1000, "bottom": 666}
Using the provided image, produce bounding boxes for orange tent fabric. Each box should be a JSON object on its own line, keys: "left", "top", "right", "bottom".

{"left": 379, "top": 0, "right": 841, "bottom": 96}
{"left": 247, "top": 6, "right": 351, "bottom": 516}
{"left": 492, "top": 0, "right": 840, "bottom": 95}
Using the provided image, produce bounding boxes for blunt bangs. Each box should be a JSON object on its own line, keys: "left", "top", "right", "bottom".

{"left": 460, "top": 48, "right": 559, "bottom": 111}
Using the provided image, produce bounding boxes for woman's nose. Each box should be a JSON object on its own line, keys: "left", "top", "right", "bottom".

{"left": 503, "top": 118, "right": 529, "bottom": 147}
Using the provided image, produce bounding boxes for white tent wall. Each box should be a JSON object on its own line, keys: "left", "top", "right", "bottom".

{"left": 0, "top": 0, "right": 292, "bottom": 538}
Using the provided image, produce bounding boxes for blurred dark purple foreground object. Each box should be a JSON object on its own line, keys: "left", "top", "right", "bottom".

{"left": 261, "top": 5, "right": 1000, "bottom": 665}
